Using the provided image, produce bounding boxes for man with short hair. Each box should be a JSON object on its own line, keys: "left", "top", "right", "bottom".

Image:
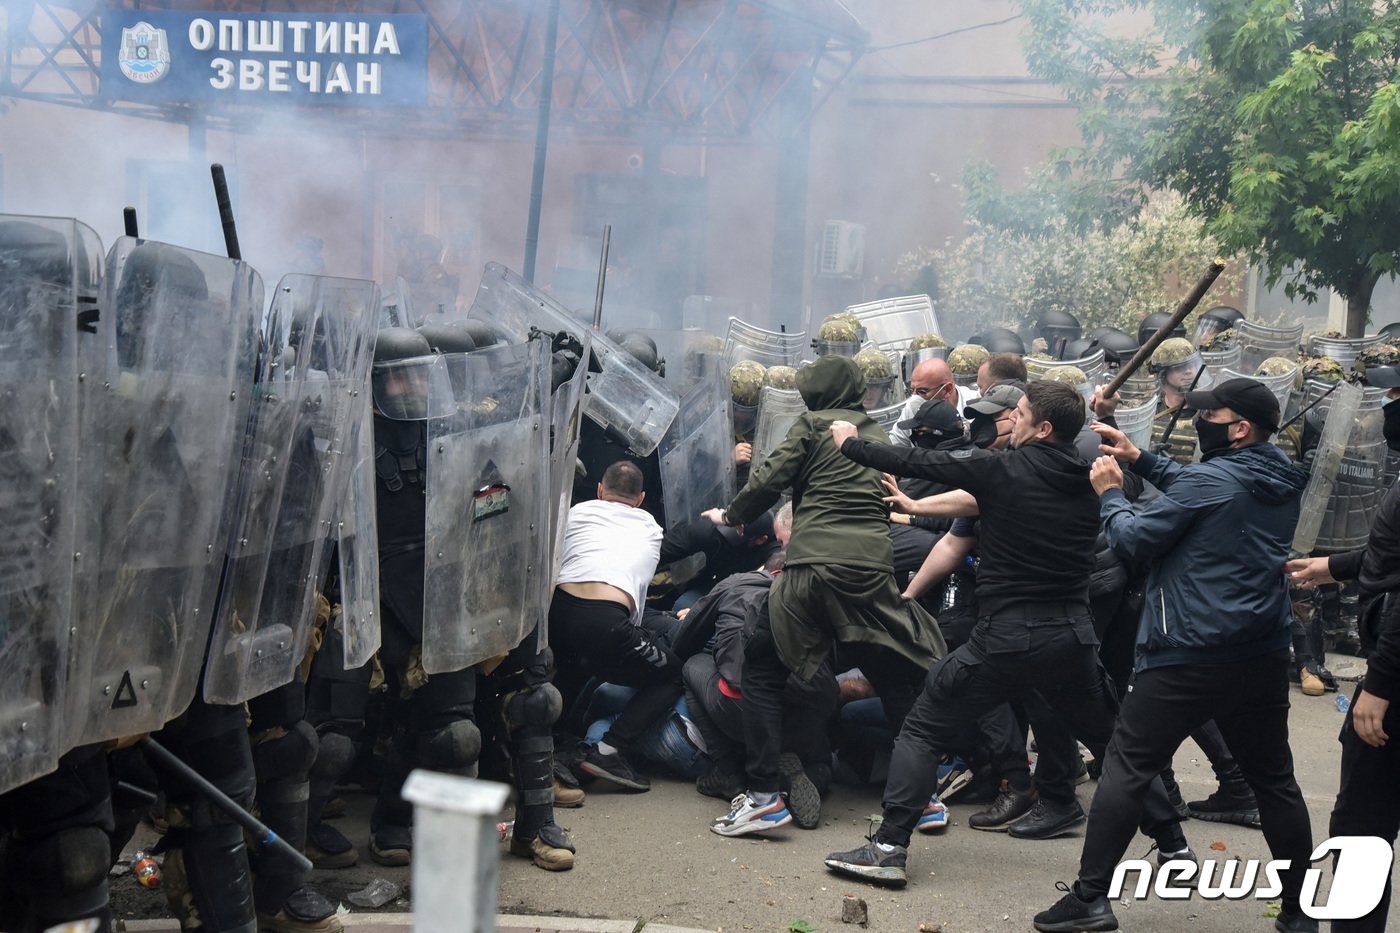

{"left": 549, "top": 461, "right": 671, "bottom": 791}
{"left": 1034, "top": 377, "right": 1315, "bottom": 933}
{"left": 890, "top": 357, "right": 975, "bottom": 447}
{"left": 977, "top": 352, "right": 1029, "bottom": 395}
{"left": 824, "top": 381, "right": 1187, "bottom": 888}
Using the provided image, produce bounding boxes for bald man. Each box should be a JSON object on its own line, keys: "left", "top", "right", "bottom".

{"left": 889, "top": 358, "right": 976, "bottom": 447}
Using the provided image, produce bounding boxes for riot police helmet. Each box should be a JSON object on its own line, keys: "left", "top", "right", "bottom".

{"left": 1093, "top": 327, "right": 1139, "bottom": 365}
{"left": 372, "top": 326, "right": 440, "bottom": 420}
{"left": 972, "top": 327, "right": 1025, "bottom": 356}
{"left": 1193, "top": 305, "right": 1245, "bottom": 347}
{"left": 417, "top": 320, "right": 478, "bottom": 355}
{"left": 1138, "top": 311, "right": 1186, "bottom": 347}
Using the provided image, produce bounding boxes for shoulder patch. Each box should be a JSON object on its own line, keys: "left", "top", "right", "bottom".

{"left": 949, "top": 449, "right": 975, "bottom": 459}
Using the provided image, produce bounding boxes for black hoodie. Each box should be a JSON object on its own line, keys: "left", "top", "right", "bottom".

{"left": 839, "top": 436, "right": 1100, "bottom": 616}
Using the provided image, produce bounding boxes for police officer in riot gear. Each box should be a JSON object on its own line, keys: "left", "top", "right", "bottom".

{"left": 1036, "top": 309, "right": 1081, "bottom": 359}
{"left": 1138, "top": 310, "right": 1187, "bottom": 348}
{"left": 1193, "top": 305, "right": 1244, "bottom": 348}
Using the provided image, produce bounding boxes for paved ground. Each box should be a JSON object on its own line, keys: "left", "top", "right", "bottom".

{"left": 110, "top": 654, "right": 1397, "bottom": 932}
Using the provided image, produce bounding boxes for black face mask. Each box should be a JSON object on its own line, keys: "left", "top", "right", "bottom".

{"left": 1193, "top": 415, "right": 1240, "bottom": 457}
{"left": 1384, "top": 397, "right": 1400, "bottom": 451}
{"left": 969, "top": 416, "right": 999, "bottom": 449}
{"left": 911, "top": 429, "right": 941, "bottom": 450}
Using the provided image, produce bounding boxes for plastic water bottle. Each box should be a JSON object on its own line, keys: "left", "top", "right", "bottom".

{"left": 1336, "top": 694, "right": 1351, "bottom": 714}
{"left": 131, "top": 851, "right": 161, "bottom": 888}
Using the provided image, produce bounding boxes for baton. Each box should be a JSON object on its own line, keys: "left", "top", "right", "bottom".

{"left": 592, "top": 224, "right": 611, "bottom": 331}
{"left": 139, "top": 737, "right": 313, "bottom": 873}
{"left": 210, "top": 164, "right": 242, "bottom": 261}
{"left": 123, "top": 207, "right": 139, "bottom": 239}
{"left": 1104, "top": 258, "right": 1228, "bottom": 397}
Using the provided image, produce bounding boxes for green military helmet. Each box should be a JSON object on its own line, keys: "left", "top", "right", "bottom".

{"left": 947, "top": 343, "right": 989, "bottom": 375}
{"left": 729, "top": 359, "right": 768, "bottom": 407}
{"left": 1201, "top": 327, "right": 1237, "bottom": 351}
{"left": 765, "top": 364, "right": 798, "bottom": 390}
{"left": 1359, "top": 342, "right": 1400, "bottom": 368}
{"left": 1041, "top": 365, "right": 1088, "bottom": 388}
{"left": 1149, "top": 337, "right": 1199, "bottom": 372}
{"left": 817, "top": 315, "right": 861, "bottom": 344}
{"left": 908, "top": 332, "right": 947, "bottom": 351}
{"left": 1300, "top": 355, "right": 1345, "bottom": 382}
{"left": 854, "top": 348, "right": 894, "bottom": 382}
{"left": 1256, "top": 356, "right": 1298, "bottom": 377}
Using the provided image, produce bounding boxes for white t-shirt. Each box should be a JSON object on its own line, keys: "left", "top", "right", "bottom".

{"left": 555, "top": 498, "right": 664, "bottom": 624}
{"left": 889, "top": 386, "right": 978, "bottom": 447}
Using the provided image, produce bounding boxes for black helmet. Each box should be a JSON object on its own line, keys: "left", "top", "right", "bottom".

{"left": 372, "top": 327, "right": 440, "bottom": 421}
{"left": 1092, "top": 327, "right": 1139, "bottom": 365}
{"left": 1061, "top": 337, "right": 1099, "bottom": 361}
{"left": 1380, "top": 321, "right": 1400, "bottom": 342}
{"left": 1193, "top": 305, "right": 1244, "bottom": 347}
{"left": 373, "top": 326, "right": 431, "bottom": 363}
{"left": 972, "top": 327, "right": 1025, "bottom": 355}
{"left": 417, "top": 320, "right": 477, "bottom": 355}
{"left": 1035, "top": 309, "right": 1080, "bottom": 359}
{"left": 617, "top": 332, "right": 661, "bottom": 374}
{"left": 1138, "top": 311, "right": 1185, "bottom": 347}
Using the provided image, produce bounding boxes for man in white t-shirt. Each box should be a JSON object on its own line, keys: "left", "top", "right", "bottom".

{"left": 888, "top": 357, "right": 977, "bottom": 447}
{"left": 549, "top": 460, "right": 672, "bottom": 791}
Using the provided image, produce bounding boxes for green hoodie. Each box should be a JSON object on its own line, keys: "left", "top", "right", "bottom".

{"left": 726, "top": 355, "right": 894, "bottom": 571}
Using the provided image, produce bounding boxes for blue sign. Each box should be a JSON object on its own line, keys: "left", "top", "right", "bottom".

{"left": 101, "top": 10, "right": 428, "bottom": 107}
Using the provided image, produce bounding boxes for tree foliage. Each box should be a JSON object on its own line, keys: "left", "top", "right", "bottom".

{"left": 1017, "top": 0, "right": 1400, "bottom": 334}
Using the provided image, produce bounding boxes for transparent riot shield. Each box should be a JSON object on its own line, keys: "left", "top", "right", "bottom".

{"left": 868, "top": 402, "right": 904, "bottom": 434}
{"left": 203, "top": 275, "right": 379, "bottom": 705}
{"left": 659, "top": 367, "right": 737, "bottom": 529}
{"left": 67, "top": 238, "right": 261, "bottom": 750}
{"left": 423, "top": 339, "right": 551, "bottom": 674}
{"left": 1293, "top": 382, "right": 1363, "bottom": 556}
{"left": 1300, "top": 381, "right": 1389, "bottom": 553}
{"left": 0, "top": 215, "right": 99, "bottom": 795}
{"left": 467, "top": 263, "right": 678, "bottom": 456}
{"left": 338, "top": 402, "right": 382, "bottom": 669}
{"left": 846, "top": 295, "right": 941, "bottom": 349}
{"left": 751, "top": 386, "right": 809, "bottom": 476}
{"left": 723, "top": 318, "right": 807, "bottom": 369}
{"left": 1238, "top": 320, "right": 1305, "bottom": 375}
{"left": 540, "top": 330, "right": 593, "bottom": 654}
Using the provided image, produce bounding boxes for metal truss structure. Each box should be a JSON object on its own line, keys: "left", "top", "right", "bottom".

{"left": 1, "top": 0, "right": 866, "bottom": 140}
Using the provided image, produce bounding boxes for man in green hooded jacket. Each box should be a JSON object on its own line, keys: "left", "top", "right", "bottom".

{"left": 702, "top": 355, "right": 945, "bottom": 837}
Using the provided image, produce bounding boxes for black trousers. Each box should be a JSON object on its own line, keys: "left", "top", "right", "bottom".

{"left": 874, "top": 610, "right": 1181, "bottom": 849}
{"left": 1329, "top": 682, "right": 1400, "bottom": 932}
{"left": 1076, "top": 651, "right": 1314, "bottom": 912}
{"left": 549, "top": 589, "right": 682, "bottom": 750}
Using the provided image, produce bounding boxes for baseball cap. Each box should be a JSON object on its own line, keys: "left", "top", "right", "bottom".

{"left": 1185, "top": 377, "right": 1281, "bottom": 432}
{"left": 896, "top": 398, "right": 963, "bottom": 438}
{"left": 1364, "top": 364, "right": 1400, "bottom": 389}
{"left": 963, "top": 382, "right": 1026, "bottom": 418}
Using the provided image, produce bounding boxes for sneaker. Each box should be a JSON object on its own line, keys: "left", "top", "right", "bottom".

{"left": 578, "top": 745, "right": 650, "bottom": 791}
{"left": 368, "top": 824, "right": 411, "bottom": 867}
{"left": 916, "top": 797, "right": 949, "bottom": 834}
{"left": 1275, "top": 908, "right": 1320, "bottom": 933}
{"left": 1304, "top": 661, "right": 1339, "bottom": 692}
{"left": 306, "top": 821, "right": 358, "bottom": 869}
{"left": 256, "top": 886, "right": 344, "bottom": 933}
{"left": 1155, "top": 846, "right": 1199, "bottom": 891}
{"left": 1033, "top": 881, "right": 1118, "bottom": 932}
{"left": 1187, "top": 786, "right": 1261, "bottom": 828}
{"left": 710, "top": 793, "right": 792, "bottom": 837}
{"left": 823, "top": 839, "right": 908, "bottom": 888}
{"left": 969, "top": 780, "right": 1038, "bottom": 832}
{"left": 1299, "top": 666, "right": 1326, "bottom": 696}
{"left": 1009, "top": 798, "right": 1087, "bottom": 839}
{"left": 508, "top": 822, "right": 576, "bottom": 871}
{"left": 936, "top": 756, "right": 974, "bottom": 801}
{"left": 696, "top": 762, "right": 746, "bottom": 801}
{"left": 778, "top": 753, "right": 821, "bottom": 829}
{"left": 554, "top": 778, "right": 585, "bottom": 808}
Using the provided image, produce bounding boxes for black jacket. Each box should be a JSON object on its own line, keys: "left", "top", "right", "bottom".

{"left": 840, "top": 437, "right": 1099, "bottom": 616}
{"left": 658, "top": 520, "right": 779, "bottom": 592}
{"left": 670, "top": 570, "right": 776, "bottom": 687}
{"left": 1329, "top": 480, "right": 1400, "bottom": 700}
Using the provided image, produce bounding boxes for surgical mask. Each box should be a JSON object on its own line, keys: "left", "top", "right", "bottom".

{"left": 1384, "top": 396, "right": 1400, "bottom": 451}
{"left": 1193, "top": 415, "right": 1240, "bottom": 457}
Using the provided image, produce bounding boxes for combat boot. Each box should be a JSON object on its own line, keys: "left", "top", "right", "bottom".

{"left": 509, "top": 822, "right": 575, "bottom": 871}
{"left": 969, "top": 780, "right": 1037, "bottom": 831}
{"left": 256, "top": 887, "right": 344, "bottom": 932}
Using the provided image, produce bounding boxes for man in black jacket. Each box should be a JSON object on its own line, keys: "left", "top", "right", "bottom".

{"left": 1286, "top": 363, "right": 1400, "bottom": 933}
{"left": 822, "top": 380, "right": 1187, "bottom": 889}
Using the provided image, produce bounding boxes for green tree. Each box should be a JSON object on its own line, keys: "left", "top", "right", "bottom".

{"left": 1018, "top": 0, "right": 1400, "bottom": 335}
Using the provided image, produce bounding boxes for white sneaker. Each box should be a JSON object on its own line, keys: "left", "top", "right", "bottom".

{"left": 711, "top": 793, "right": 792, "bottom": 837}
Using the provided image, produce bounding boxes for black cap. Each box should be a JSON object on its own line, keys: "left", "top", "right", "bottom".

{"left": 963, "top": 382, "right": 1025, "bottom": 417}
{"left": 896, "top": 398, "right": 963, "bottom": 437}
{"left": 1365, "top": 364, "right": 1400, "bottom": 389}
{"left": 1185, "top": 377, "right": 1281, "bottom": 432}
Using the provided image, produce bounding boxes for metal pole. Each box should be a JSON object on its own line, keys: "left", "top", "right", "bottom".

{"left": 592, "top": 224, "right": 611, "bottom": 330}
{"left": 522, "top": 0, "right": 561, "bottom": 284}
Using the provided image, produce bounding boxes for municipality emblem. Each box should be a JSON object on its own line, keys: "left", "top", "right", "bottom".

{"left": 118, "top": 22, "right": 171, "bottom": 84}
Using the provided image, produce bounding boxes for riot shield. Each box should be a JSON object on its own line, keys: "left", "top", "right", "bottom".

{"left": 1293, "top": 382, "right": 1363, "bottom": 556}
{"left": 67, "top": 238, "right": 261, "bottom": 750}
{"left": 338, "top": 402, "right": 382, "bottom": 669}
{"left": 1300, "top": 381, "right": 1389, "bottom": 553}
{"left": 659, "top": 367, "right": 737, "bottom": 529}
{"left": 422, "top": 339, "right": 551, "bottom": 674}
{"left": 541, "top": 329, "right": 594, "bottom": 653}
{"left": 751, "top": 386, "right": 809, "bottom": 476}
{"left": 203, "top": 275, "right": 379, "bottom": 705}
{"left": 846, "top": 294, "right": 941, "bottom": 349}
{"left": 723, "top": 318, "right": 807, "bottom": 369}
{"left": 467, "top": 263, "right": 678, "bottom": 456}
{"left": 1237, "top": 320, "right": 1305, "bottom": 374}
{"left": 0, "top": 215, "right": 100, "bottom": 795}
{"left": 868, "top": 402, "right": 904, "bottom": 434}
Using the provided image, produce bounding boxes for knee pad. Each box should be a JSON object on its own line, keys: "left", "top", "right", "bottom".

{"left": 309, "top": 730, "right": 355, "bottom": 781}
{"left": 417, "top": 720, "right": 481, "bottom": 771}
{"left": 251, "top": 721, "right": 318, "bottom": 783}
{"left": 502, "top": 682, "right": 562, "bottom": 736}
{"left": 25, "top": 825, "right": 111, "bottom": 915}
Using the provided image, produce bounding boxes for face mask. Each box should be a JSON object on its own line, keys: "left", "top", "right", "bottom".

{"left": 911, "top": 429, "right": 941, "bottom": 450}
{"left": 969, "top": 416, "right": 999, "bottom": 449}
{"left": 1193, "top": 415, "right": 1239, "bottom": 456}
{"left": 1384, "top": 397, "right": 1400, "bottom": 451}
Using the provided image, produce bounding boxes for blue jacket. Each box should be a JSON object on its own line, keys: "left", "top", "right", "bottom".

{"left": 1099, "top": 443, "right": 1307, "bottom": 672}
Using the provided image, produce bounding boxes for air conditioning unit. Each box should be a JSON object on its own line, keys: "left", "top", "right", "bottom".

{"left": 818, "top": 220, "right": 865, "bottom": 278}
